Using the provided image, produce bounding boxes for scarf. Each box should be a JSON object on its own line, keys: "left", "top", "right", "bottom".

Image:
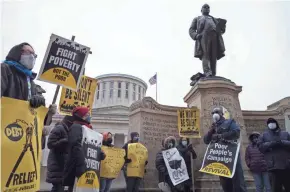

{"left": 4, "top": 60, "right": 33, "bottom": 77}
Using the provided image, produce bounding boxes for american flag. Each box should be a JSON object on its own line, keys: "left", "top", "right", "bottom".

{"left": 149, "top": 74, "right": 157, "bottom": 85}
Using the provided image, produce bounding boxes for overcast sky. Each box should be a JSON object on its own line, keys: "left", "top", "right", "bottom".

{"left": 1, "top": 0, "right": 290, "bottom": 110}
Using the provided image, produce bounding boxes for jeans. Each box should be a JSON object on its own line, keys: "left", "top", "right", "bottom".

{"left": 252, "top": 172, "right": 271, "bottom": 192}
{"left": 219, "top": 154, "right": 247, "bottom": 192}
{"left": 126, "top": 177, "right": 141, "bottom": 192}
{"left": 51, "top": 183, "right": 64, "bottom": 192}
{"left": 270, "top": 169, "right": 290, "bottom": 192}
{"left": 100, "top": 177, "right": 113, "bottom": 192}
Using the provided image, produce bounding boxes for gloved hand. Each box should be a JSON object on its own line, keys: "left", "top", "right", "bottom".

{"left": 212, "top": 134, "right": 222, "bottom": 141}
{"left": 275, "top": 140, "right": 283, "bottom": 146}
{"left": 187, "top": 144, "right": 193, "bottom": 151}
{"left": 29, "top": 95, "right": 45, "bottom": 108}
{"left": 48, "top": 104, "right": 57, "bottom": 114}
{"left": 145, "top": 160, "right": 148, "bottom": 165}
{"left": 195, "top": 34, "right": 202, "bottom": 40}
{"left": 125, "top": 159, "right": 132, "bottom": 164}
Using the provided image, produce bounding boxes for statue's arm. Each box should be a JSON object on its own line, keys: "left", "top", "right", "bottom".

{"left": 221, "top": 23, "right": 226, "bottom": 34}
{"left": 189, "top": 17, "right": 198, "bottom": 40}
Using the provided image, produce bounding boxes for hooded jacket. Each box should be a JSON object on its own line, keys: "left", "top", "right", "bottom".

{"left": 258, "top": 118, "right": 290, "bottom": 171}
{"left": 1, "top": 43, "right": 38, "bottom": 100}
{"left": 245, "top": 132, "right": 267, "bottom": 173}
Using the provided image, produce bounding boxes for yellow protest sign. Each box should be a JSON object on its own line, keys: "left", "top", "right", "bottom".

{"left": 177, "top": 108, "right": 201, "bottom": 138}
{"left": 1, "top": 97, "right": 48, "bottom": 192}
{"left": 59, "top": 76, "right": 97, "bottom": 115}
{"left": 38, "top": 34, "right": 91, "bottom": 91}
{"left": 100, "top": 146, "right": 125, "bottom": 178}
{"left": 127, "top": 143, "right": 148, "bottom": 178}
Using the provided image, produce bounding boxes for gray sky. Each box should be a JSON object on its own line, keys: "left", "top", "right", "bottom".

{"left": 1, "top": 0, "right": 290, "bottom": 110}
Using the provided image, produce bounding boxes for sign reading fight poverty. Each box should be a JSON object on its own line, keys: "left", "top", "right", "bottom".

{"left": 100, "top": 146, "right": 125, "bottom": 179}
{"left": 38, "top": 34, "right": 90, "bottom": 91}
{"left": 127, "top": 143, "right": 148, "bottom": 178}
{"left": 59, "top": 76, "right": 98, "bottom": 115}
{"left": 177, "top": 108, "right": 201, "bottom": 138}
{"left": 1, "top": 97, "right": 48, "bottom": 192}
{"left": 75, "top": 127, "right": 103, "bottom": 192}
{"left": 200, "top": 141, "right": 241, "bottom": 178}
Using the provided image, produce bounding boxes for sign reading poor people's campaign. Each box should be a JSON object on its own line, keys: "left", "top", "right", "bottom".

{"left": 59, "top": 76, "right": 97, "bottom": 115}
{"left": 38, "top": 34, "right": 90, "bottom": 91}
{"left": 200, "top": 141, "right": 240, "bottom": 178}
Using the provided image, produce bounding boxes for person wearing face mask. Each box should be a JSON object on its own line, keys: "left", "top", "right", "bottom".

{"left": 258, "top": 118, "right": 290, "bottom": 192}
{"left": 100, "top": 132, "right": 114, "bottom": 192}
{"left": 63, "top": 106, "right": 106, "bottom": 192}
{"left": 245, "top": 132, "right": 271, "bottom": 192}
{"left": 203, "top": 107, "right": 247, "bottom": 192}
{"left": 122, "top": 132, "right": 147, "bottom": 192}
{"left": 46, "top": 115, "right": 75, "bottom": 192}
{"left": 176, "top": 137, "right": 197, "bottom": 192}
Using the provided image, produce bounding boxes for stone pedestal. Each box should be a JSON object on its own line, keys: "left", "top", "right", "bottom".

{"left": 184, "top": 77, "right": 253, "bottom": 191}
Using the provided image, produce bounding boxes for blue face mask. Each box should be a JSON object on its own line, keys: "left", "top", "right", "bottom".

{"left": 133, "top": 137, "right": 139, "bottom": 142}
{"left": 85, "top": 116, "right": 91, "bottom": 123}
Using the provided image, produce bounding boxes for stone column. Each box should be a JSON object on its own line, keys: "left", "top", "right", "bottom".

{"left": 184, "top": 77, "right": 251, "bottom": 191}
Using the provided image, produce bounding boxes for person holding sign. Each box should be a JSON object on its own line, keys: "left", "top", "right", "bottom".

{"left": 63, "top": 107, "right": 106, "bottom": 191}
{"left": 203, "top": 107, "right": 247, "bottom": 192}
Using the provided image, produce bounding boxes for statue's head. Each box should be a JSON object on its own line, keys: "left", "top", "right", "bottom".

{"left": 201, "top": 4, "right": 210, "bottom": 15}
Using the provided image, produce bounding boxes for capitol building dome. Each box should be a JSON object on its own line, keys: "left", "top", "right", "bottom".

{"left": 93, "top": 73, "right": 148, "bottom": 108}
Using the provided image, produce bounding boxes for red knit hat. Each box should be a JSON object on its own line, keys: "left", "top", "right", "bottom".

{"left": 72, "top": 106, "right": 89, "bottom": 118}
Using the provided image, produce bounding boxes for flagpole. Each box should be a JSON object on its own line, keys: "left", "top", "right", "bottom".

{"left": 156, "top": 72, "right": 158, "bottom": 102}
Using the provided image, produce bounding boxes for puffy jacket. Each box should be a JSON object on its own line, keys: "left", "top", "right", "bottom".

{"left": 245, "top": 132, "right": 267, "bottom": 173}
{"left": 258, "top": 118, "right": 290, "bottom": 171}
{"left": 46, "top": 122, "right": 70, "bottom": 184}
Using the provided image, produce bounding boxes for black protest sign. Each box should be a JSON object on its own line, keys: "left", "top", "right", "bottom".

{"left": 200, "top": 141, "right": 241, "bottom": 178}
{"left": 38, "top": 34, "right": 90, "bottom": 90}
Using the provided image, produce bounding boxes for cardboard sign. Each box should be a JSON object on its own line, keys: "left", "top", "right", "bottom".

{"left": 177, "top": 108, "right": 200, "bottom": 138}
{"left": 127, "top": 143, "right": 148, "bottom": 178}
{"left": 38, "top": 34, "right": 90, "bottom": 90}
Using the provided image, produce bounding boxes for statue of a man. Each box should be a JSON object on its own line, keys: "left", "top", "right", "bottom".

{"left": 189, "top": 4, "right": 226, "bottom": 77}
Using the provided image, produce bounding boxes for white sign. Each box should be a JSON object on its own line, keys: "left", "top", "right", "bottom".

{"left": 162, "top": 147, "right": 189, "bottom": 186}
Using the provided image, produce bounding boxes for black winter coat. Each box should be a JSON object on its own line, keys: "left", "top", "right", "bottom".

{"left": 155, "top": 150, "right": 172, "bottom": 185}
{"left": 46, "top": 122, "right": 69, "bottom": 184}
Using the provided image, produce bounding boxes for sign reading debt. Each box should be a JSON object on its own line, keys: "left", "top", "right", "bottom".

{"left": 177, "top": 108, "right": 200, "bottom": 138}
{"left": 200, "top": 141, "right": 241, "bottom": 178}
{"left": 59, "top": 76, "right": 97, "bottom": 115}
{"left": 100, "top": 146, "right": 125, "bottom": 178}
{"left": 127, "top": 143, "right": 148, "bottom": 178}
{"left": 38, "top": 34, "right": 90, "bottom": 90}
{"left": 1, "top": 97, "right": 48, "bottom": 192}
{"left": 75, "top": 126, "right": 103, "bottom": 192}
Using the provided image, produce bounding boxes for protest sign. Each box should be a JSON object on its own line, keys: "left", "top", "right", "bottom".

{"left": 59, "top": 76, "right": 97, "bottom": 115}
{"left": 200, "top": 141, "right": 241, "bottom": 178}
{"left": 177, "top": 108, "right": 201, "bottom": 138}
{"left": 38, "top": 34, "right": 90, "bottom": 91}
{"left": 1, "top": 97, "right": 48, "bottom": 192}
{"left": 100, "top": 146, "right": 125, "bottom": 178}
{"left": 75, "top": 126, "right": 103, "bottom": 192}
{"left": 127, "top": 143, "right": 148, "bottom": 178}
{"left": 162, "top": 147, "right": 189, "bottom": 186}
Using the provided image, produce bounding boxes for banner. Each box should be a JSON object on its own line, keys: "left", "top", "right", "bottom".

{"left": 1, "top": 97, "right": 48, "bottom": 192}
{"left": 177, "top": 108, "right": 200, "bottom": 138}
{"left": 59, "top": 76, "right": 97, "bottom": 115}
{"left": 199, "top": 140, "right": 241, "bottom": 178}
{"left": 38, "top": 34, "right": 90, "bottom": 91}
{"left": 162, "top": 147, "right": 189, "bottom": 186}
{"left": 100, "top": 146, "right": 125, "bottom": 178}
{"left": 127, "top": 143, "right": 148, "bottom": 178}
{"left": 75, "top": 126, "right": 103, "bottom": 192}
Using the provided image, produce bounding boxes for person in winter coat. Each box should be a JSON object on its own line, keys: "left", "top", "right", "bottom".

{"left": 258, "top": 118, "right": 290, "bottom": 192}
{"left": 63, "top": 107, "right": 106, "bottom": 192}
{"left": 203, "top": 107, "right": 247, "bottom": 192}
{"left": 245, "top": 132, "right": 271, "bottom": 192}
{"left": 176, "top": 137, "right": 197, "bottom": 192}
{"left": 122, "top": 132, "right": 147, "bottom": 192}
{"left": 46, "top": 115, "right": 75, "bottom": 192}
{"left": 100, "top": 132, "right": 114, "bottom": 192}
{"left": 1, "top": 43, "right": 56, "bottom": 119}
{"left": 155, "top": 136, "right": 184, "bottom": 192}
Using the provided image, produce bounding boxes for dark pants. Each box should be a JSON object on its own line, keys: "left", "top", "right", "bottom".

{"left": 200, "top": 30, "right": 217, "bottom": 76}
{"left": 270, "top": 169, "right": 290, "bottom": 192}
{"left": 219, "top": 155, "right": 247, "bottom": 192}
{"left": 252, "top": 172, "right": 271, "bottom": 192}
{"left": 100, "top": 177, "right": 113, "bottom": 192}
{"left": 126, "top": 177, "right": 141, "bottom": 192}
{"left": 51, "top": 183, "right": 64, "bottom": 192}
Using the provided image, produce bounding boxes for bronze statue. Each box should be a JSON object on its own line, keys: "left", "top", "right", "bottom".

{"left": 189, "top": 4, "right": 226, "bottom": 77}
